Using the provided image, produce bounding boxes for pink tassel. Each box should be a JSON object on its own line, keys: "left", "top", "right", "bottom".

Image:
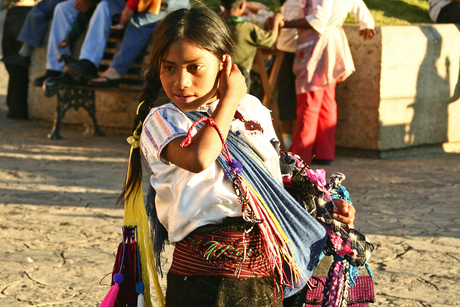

{"left": 100, "top": 273, "right": 124, "bottom": 307}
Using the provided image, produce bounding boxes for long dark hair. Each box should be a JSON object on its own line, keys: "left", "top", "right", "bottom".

{"left": 119, "top": 3, "right": 236, "bottom": 203}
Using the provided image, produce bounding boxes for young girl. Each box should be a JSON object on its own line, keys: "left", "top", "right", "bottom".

{"left": 121, "top": 4, "right": 356, "bottom": 306}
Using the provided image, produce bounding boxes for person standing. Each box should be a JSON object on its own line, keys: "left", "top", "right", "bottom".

{"left": 275, "top": 0, "right": 300, "bottom": 150}
{"left": 282, "top": 0, "right": 376, "bottom": 164}
{"left": 428, "top": 0, "right": 460, "bottom": 23}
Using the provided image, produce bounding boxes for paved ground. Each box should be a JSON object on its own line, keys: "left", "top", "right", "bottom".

{"left": 1, "top": 81, "right": 460, "bottom": 306}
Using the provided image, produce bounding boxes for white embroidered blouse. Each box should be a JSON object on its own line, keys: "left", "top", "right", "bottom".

{"left": 140, "top": 94, "right": 282, "bottom": 243}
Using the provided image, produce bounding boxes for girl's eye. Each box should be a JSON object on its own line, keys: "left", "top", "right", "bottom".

{"left": 188, "top": 64, "right": 202, "bottom": 72}
{"left": 163, "top": 65, "right": 175, "bottom": 72}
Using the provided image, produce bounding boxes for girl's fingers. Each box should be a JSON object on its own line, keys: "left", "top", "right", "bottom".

{"left": 332, "top": 199, "right": 355, "bottom": 227}
{"left": 223, "top": 54, "right": 232, "bottom": 76}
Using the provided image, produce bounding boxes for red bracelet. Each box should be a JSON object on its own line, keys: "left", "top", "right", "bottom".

{"left": 180, "top": 117, "right": 233, "bottom": 162}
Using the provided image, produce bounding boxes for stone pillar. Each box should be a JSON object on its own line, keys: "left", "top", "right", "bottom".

{"left": 337, "top": 24, "right": 460, "bottom": 157}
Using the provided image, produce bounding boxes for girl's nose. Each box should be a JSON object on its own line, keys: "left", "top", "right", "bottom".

{"left": 176, "top": 70, "right": 192, "bottom": 89}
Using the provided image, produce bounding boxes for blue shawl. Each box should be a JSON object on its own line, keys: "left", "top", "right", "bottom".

{"left": 146, "top": 111, "right": 327, "bottom": 298}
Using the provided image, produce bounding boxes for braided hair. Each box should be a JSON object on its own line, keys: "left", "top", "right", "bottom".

{"left": 119, "top": 3, "right": 236, "bottom": 202}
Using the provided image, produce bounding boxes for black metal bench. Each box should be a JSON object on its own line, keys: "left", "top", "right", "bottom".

{"left": 44, "top": 31, "right": 148, "bottom": 140}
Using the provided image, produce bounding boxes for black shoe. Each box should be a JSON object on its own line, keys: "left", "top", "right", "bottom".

{"left": 34, "top": 70, "right": 63, "bottom": 87}
{"left": 66, "top": 59, "right": 98, "bottom": 79}
{"left": 43, "top": 73, "right": 74, "bottom": 97}
{"left": 2, "top": 53, "right": 31, "bottom": 67}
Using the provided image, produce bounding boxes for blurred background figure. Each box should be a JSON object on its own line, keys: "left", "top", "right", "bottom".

{"left": 275, "top": 0, "right": 299, "bottom": 150}
{"left": 221, "top": 0, "right": 283, "bottom": 93}
{"left": 428, "top": 0, "right": 460, "bottom": 23}
{"left": 281, "top": 0, "right": 376, "bottom": 165}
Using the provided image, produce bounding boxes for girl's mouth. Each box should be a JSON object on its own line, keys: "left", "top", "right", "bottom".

{"left": 174, "top": 94, "right": 195, "bottom": 102}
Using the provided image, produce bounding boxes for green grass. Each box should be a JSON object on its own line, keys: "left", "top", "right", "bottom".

{"left": 347, "top": 0, "right": 431, "bottom": 25}
{"left": 201, "top": 0, "right": 433, "bottom": 25}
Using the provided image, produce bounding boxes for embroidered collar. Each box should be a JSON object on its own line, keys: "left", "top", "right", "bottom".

{"left": 228, "top": 16, "right": 245, "bottom": 24}
{"left": 196, "top": 100, "right": 219, "bottom": 116}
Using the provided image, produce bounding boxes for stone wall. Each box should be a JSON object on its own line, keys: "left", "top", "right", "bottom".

{"left": 337, "top": 24, "right": 460, "bottom": 157}
{"left": 28, "top": 24, "right": 460, "bottom": 156}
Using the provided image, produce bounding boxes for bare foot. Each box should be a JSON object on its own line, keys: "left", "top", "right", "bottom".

{"left": 92, "top": 67, "right": 122, "bottom": 82}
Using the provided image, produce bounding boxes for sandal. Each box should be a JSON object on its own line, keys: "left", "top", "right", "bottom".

{"left": 90, "top": 76, "right": 121, "bottom": 88}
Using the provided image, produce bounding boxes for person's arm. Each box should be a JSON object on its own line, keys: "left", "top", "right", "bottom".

{"left": 161, "top": 55, "right": 247, "bottom": 173}
{"left": 270, "top": 13, "right": 284, "bottom": 44}
{"left": 75, "top": 0, "right": 97, "bottom": 13}
{"left": 282, "top": 17, "right": 313, "bottom": 29}
{"left": 349, "top": 0, "right": 376, "bottom": 40}
{"left": 111, "top": 0, "right": 139, "bottom": 30}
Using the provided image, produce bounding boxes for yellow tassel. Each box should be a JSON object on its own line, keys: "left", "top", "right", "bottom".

{"left": 124, "top": 146, "right": 165, "bottom": 307}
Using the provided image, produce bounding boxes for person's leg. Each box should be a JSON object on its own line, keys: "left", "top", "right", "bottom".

{"left": 110, "top": 12, "right": 160, "bottom": 77}
{"left": 46, "top": 0, "right": 79, "bottom": 72}
{"left": 17, "top": 0, "right": 66, "bottom": 48}
{"left": 276, "top": 52, "right": 297, "bottom": 149}
{"left": 78, "top": 0, "right": 112, "bottom": 68}
{"left": 436, "top": 2, "right": 460, "bottom": 23}
{"left": 289, "top": 90, "right": 324, "bottom": 163}
{"left": 312, "top": 82, "right": 337, "bottom": 161}
{"left": 2, "top": 6, "right": 31, "bottom": 118}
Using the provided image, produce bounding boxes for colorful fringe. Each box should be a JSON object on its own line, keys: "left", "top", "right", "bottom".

{"left": 180, "top": 117, "right": 304, "bottom": 290}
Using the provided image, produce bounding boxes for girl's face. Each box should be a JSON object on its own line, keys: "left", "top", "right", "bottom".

{"left": 160, "top": 38, "right": 222, "bottom": 112}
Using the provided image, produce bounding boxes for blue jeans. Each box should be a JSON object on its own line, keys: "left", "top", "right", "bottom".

{"left": 110, "top": 0, "right": 189, "bottom": 76}
{"left": 46, "top": 0, "right": 125, "bottom": 71}
{"left": 110, "top": 12, "right": 161, "bottom": 76}
{"left": 17, "top": 0, "right": 66, "bottom": 48}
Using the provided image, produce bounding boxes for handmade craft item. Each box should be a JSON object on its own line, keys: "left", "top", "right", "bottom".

{"left": 280, "top": 151, "right": 375, "bottom": 306}
{"left": 99, "top": 119, "right": 165, "bottom": 307}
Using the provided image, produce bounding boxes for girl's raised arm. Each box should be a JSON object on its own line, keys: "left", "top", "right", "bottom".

{"left": 161, "top": 55, "right": 247, "bottom": 173}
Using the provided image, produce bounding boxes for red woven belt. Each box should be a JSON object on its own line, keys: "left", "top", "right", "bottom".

{"left": 169, "top": 228, "right": 272, "bottom": 278}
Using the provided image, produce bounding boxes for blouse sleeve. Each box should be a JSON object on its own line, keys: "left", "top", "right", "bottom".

{"left": 305, "top": 0, "right": 334, "bottom": 35}
{"left": 348, "top": 0, "right": 375, "bottom": 30}
{"left": 141, "top": 105, "right": 191, "bottom": 165}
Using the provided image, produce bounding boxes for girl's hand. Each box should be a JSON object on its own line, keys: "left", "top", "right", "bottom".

{"left": 218, "top": 55, "right": 247, "bottom": 107}
{"left": 332, "top": 199, "right": 356, "bottom": 228}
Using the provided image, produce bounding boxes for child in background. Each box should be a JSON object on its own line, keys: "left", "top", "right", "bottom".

{"left": 221, "top": 0, "right": 284, "bottom": 92}
{"left": 120, "top": 3, "right": 356, "bottom": 306}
